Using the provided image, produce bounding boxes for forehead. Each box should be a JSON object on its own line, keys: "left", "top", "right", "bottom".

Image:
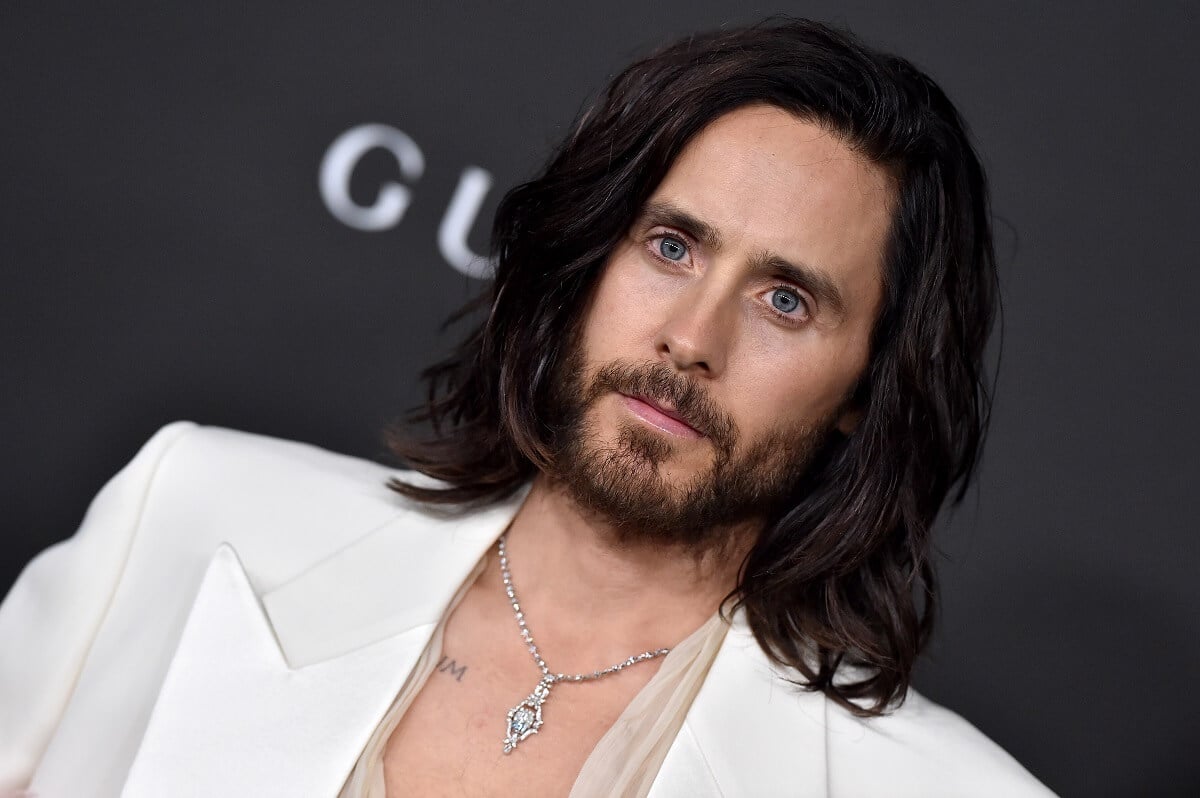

{"left": 647, "top": 104, "right": 894, "bottom": 318}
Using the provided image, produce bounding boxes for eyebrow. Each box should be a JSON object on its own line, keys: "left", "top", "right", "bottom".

{"left": 637, "top": 200, "right": 848, "bottom": 318}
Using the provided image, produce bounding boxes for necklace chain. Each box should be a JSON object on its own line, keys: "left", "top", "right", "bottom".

{"left": 497, "top": 532, "right": 670, "bottom": 752}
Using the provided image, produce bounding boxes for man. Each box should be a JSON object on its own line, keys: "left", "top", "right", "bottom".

{"left": 0, "top": 18, "right": 1054, "bottom": 797}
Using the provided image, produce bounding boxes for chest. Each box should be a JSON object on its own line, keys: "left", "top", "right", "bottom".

{"left": 380, "top": 583, "right": 660, "bottom": 796}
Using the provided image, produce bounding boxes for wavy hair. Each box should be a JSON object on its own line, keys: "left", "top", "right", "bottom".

{"left": 388, "top": 17, "right": 998, "bottom": 716}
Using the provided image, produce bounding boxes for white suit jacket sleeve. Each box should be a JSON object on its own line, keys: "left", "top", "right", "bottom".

{"left": 0, "top": 421, "right": 197, "bottom": 789}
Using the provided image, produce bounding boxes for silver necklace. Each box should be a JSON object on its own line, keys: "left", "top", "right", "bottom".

{"left": 497, "top": 532, "right": 670, "bottom": 754}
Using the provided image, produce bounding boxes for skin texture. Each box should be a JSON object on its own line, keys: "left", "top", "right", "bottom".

{"left": 381, "top": 105, "right": 894, "bottom": 797}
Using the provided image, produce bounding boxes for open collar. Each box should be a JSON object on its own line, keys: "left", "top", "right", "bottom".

{"left": 123, "top": 483, "right": 829, "bottom": 796}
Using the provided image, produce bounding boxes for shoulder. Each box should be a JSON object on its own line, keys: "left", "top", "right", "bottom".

{"left": 125, "top": 420, "right": 437, "bottom": 513}
{"left": 109, "top": 421, "right": 441, "bottom": 589}
{"left": 128, "top": 420, "right": 402, "bottom": 496}
{"left": 824, "top": 686, "right": 1056, "bottom": 797}
{"left": 692, "top": 617, "right": 1055, "bottom": 797}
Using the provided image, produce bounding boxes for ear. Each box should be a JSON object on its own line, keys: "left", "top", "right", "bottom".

{"left": 834, "top": 405, "right": 863, "bottom": 436}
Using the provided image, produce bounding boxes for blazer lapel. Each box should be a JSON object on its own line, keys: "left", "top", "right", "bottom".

{"left": 123, "top": 488, "right": 528, "bottom": 798}
{"left": 261, "top": 491, "right": 528, "bottom": 669}
{"left": 648, "top": 615, "right": 830, "bottom": 798}
{"left": 121, "top": 481, "right": 826, "bottom": 797}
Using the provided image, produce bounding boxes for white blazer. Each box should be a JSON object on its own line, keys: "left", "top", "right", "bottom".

{"left": 0, "top": 422, "right": 1054, "bottom": 797}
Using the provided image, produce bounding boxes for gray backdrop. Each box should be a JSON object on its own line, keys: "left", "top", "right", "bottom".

{"left": 2, "top": 2, "right": 1197, "bottom": 795}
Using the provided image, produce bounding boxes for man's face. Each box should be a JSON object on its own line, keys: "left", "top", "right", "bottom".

{"left": 547, "top": 105, "right": 892, "bottom": 546}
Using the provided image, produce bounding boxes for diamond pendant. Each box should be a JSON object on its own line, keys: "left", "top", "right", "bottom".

{"left": 503, "top": 676, "right": 554, "bottom": 753}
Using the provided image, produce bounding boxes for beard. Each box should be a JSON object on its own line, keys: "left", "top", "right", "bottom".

{"left": 542, "top": 341, "right": 840, "bottom": 551}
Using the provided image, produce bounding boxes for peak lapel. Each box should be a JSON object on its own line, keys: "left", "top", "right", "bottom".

{"left": 649, "top": 615, "right": 830, "bottom": 797}
{"left": 123, "top": 488, "right": 528, "bottom": 797}
{"left": 123, "top": 545, "right": 431, "bottom": 797}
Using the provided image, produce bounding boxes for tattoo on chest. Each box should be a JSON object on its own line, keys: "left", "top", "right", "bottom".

{"left": 436, "top": 654, "right": 468, "bottom": 682}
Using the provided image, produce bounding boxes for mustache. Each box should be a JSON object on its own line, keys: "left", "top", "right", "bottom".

{"left": 587, "top": 361, "right": 737, "bottom": 449}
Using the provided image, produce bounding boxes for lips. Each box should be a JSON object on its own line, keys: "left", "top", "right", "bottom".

{"left": 639, "top": 396, "right": 693, "bottom": 427}
{"left": 619, "top": 393, "right": 704, "bottom": 438}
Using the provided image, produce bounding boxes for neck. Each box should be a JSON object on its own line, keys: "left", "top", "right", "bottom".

{"left": 493, "top": 474, "right": 756, "bottom": 668}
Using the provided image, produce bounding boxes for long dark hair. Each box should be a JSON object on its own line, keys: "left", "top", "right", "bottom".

{"left": 388, "top": 17, "right": 997, "bottom": 716}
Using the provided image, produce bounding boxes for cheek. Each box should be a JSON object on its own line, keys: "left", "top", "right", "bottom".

{"left": 582, "top": 252, "right": 671, "bottom": 357}
{"left": 733, "top": 345, "right": 864, "bottom": 433}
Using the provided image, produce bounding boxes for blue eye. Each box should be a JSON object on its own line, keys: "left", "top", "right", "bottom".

{"left": 658, "top": 237, "right": 688, "bottom": 261}
{"left": 770, "top": 288, "right": 802, "bottom": 314}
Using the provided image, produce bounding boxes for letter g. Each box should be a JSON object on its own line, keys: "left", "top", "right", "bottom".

{"left": 319, "top": 124, "right": 425, "bottom": 231}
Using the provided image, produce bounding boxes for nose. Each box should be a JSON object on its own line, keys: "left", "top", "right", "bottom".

{"left": 653, "top": 279, "right": 735, "bottom": 377}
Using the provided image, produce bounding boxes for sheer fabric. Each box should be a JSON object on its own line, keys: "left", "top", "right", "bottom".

{"left": 337, "top": 557, "right": 729, "bottom": 797}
